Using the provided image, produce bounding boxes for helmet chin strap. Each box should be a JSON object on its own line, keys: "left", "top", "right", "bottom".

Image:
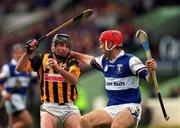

{"left": 105, "top": 41, "right": 116, "bottom": 51}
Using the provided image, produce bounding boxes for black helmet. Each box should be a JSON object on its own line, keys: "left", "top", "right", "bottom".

{"left": 52, "top": 34, "right": 72, "bottom": 46}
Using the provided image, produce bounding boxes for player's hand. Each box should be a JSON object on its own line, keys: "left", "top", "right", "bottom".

{"left": 25, "top": 39, "right": 38, "bottom": 54}
{"left": 69, "top": 51, "right": 74, "bottom": 56}
{"left": 146, "top": 59, "right": 157, "bottom": 71}
{"left": 46, "top": 58, "right": 59, "bottom": 70}
{"left": 1, "top": 90, "right": 11, "bottom": 101}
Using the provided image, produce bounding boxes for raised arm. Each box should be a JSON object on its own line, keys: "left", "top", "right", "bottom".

{"left": 16, "top": 39, "right": 38, "bottom": 72}
{"left": 16, "top": 53, "right": 32, "bottom": 72}
{"left": 145, "top": 59, "right": 157, "bottom": 82}
{"left": 129, "top": 57, "right": 157, "bottom": 82}
{"left": 70, "top": 51, "right": 94, "bottom": 65}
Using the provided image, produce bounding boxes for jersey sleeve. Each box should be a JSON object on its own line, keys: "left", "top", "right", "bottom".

{"left": 129, "top": 56, "right": 147, "bottom": 76}
{"left": 0, "top": 64, "right": 10, "bottom": 84}
{"left": 67, "top": 57, "right": 80, "bottom": 77}
{"left": 29, "top": 54, "right": 43, "bottom": 72}
{"left": 90, "top": 55, "right": 103, "bottom": 72}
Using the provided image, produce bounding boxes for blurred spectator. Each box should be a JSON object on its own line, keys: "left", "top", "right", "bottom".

{"left": 0, "top": 43, "right": 38, "bottom": 128}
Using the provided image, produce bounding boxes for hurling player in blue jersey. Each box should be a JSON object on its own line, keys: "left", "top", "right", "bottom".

{"left": 70, "top": 30, "right": 157, "bottom": 128}
{"left": 0, "top": 43, "right": 37, "bottom": 128}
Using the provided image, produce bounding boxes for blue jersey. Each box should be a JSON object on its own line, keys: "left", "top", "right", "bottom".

{"left": 0, "top": 59, "right": 37, "bottom": 95}
{"left": 90, "top": 50, "right": 147, "bottom": 106}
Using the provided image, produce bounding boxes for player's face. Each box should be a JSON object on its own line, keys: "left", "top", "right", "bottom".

{"left": 13, "top": 48, "right": 25, "bottom": 61}
{"left": 53, "top": 42, "right": 70, "bottom": 57}
{"left": 99, "top": 41, "right": 110, "bottom": 56}
{"left": 99, "top": 41, "right": 106, "bottom": 53}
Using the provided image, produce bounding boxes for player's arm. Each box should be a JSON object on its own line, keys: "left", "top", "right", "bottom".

{"left": 0, "top": 85, "right": 11, "bottom": 101}
{"left": 0, "top": 84, "right": 5, "bottom": 95}
{"left": 0, "top": 65, "right": 11, "bottom": 100}
{"left": 16, "top": 39, "right": 38, "bottom": 72}
{"left": 137, "top": 59, "right": 157, "bottom": 82}
{"left": 16, "top": 53, "right": 33, "bottom": 72}
{"left": 70, "top": 51, "right": 103, "bottom": 71}
{"left": 70, "top": 51, "right": 93, "bottom": 65}
{"left": 47, "top": 58, "right": 80, "bottom": 85}
{"left": 129, "top": 56, "right": 157, "bottom": 82}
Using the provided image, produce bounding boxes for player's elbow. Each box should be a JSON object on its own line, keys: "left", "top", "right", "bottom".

{"left": 71, "top": 79, "right": 78, "bottom": 85}
{"left": 16, "top": 66, "right": 21, "bottom": 72}
{"left": 70, "top": 76, "right": 79, "bottom": 85}
{"left": 16, "top": 66, "right": 27, "bottom": 72}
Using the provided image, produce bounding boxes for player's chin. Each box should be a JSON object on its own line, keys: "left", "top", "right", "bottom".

{"left": 58, "top": 52, "right": 68, "bottom": 56}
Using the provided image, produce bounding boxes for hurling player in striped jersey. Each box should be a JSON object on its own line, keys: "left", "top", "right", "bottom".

{"left": 70, "top": 30, "right": 157, "bottom": 128}
{"left": 16, "top": 34, "right": 81, "bottom": 128}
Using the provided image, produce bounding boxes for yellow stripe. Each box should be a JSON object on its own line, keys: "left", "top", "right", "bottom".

{"left": 42, "top": 77, "right": 47, "bottom": 101}
{"left": 48, "top": 69, "right": 54, "bottom": 102}
{"left": 38, "top": 66, "right": 46, "bottom": 102}
{"left": 73, "top": 87, "right": 77, "bottom": 101}
{"left": 69, "top": 65, "right": 81, "bottom": 77}
{"left": 42, "top": 54, "right": 49, "bottom": 102}
{"left": 67, "top": 84, "right": 71, "bottom": 102}
{"left": 42, "top": 54, "right": 49, "bottom": 70}
{"left": 38, "top": 66, "right": 42, "bottom": 83}
{"left": 68, "top": 65, "right": 79, "bottom": 102}
{"left": 69, "top": 65, "right": 76, "bottom": 72}
{"left": 25, "top": 59, "right": 33, "bottom": 72}
{"left": 57, "top": 63, "right": 64, "bottom": 104}
{"left": 58, "top": 82, "right": 64, "bottom": 103}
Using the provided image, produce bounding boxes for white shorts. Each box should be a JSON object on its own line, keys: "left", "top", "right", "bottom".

{"left": 40, "top": 102, "right": 80, "bottom": 127}
{"left": 5, "top": 94, "right": 26, "bottom": 114}
{"left": 103, "top": 103, "right": 142, "bottom": 121}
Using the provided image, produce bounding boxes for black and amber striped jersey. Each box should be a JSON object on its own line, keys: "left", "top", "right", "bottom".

{"left": 25, "top": 53, "right": 80, "bottom": 104}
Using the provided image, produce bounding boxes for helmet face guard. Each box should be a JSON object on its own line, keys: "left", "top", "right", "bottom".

{"left": 99, "top": 30, "right": 123, "bottom": 51}
{"left": 52, "top": 34, "right": 72, "bottom": 48}
{"left": 52, "top": 33, "right": 72, "bottom": 61}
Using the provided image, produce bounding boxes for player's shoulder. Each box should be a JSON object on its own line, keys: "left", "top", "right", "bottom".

{"left": 32, "top": 53, "right": 45, "bottom": 60}
{"left": 66, "top": 55, "right": 79, "bottom": 67}
{"left": 124, "top": 53, "right": 135, "bottom": 58}
{"left": 6, "top": 60, "right": 16, "bottom": 69}
{"left": 95, "top": 55, "right": 105, "bottom": 61}
{"left": 1, "top": 63, "right": 10, "bottom": 70}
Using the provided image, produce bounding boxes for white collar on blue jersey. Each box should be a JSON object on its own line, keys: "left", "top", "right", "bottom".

{"left": 109, "top": 50, "right": 125, "bottom": 63}
{"left": 11, "top": 59, "right": 17, "bottom": 65}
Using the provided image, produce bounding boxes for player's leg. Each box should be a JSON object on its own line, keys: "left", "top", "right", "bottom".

{"left": 111, "top": 108, "right": 137, "bottom": 128}
{"left": 12, "top": 110, "right": 33, "bottom": 128}
{"left": 40, "top": 111, "right": 59, "bottom": 128}
{"left": 80, "top": 109, "right": 112, "bottom": 128}
{"left": 8, "top": 114, "right": 13, "bottom": 128}
{"left": 63, "top": 113, "right": 81, "bottom": 128}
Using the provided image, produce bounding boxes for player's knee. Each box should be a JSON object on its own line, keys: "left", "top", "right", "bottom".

{"left": 111, "top": 121, "right": 126, "bottom": 128}
{"left": 111, "top": 121, "right": 135, "bottom": 128}
{"left": 80, "top": 116, "right": 91, "bottom": 128}
{"left": 25, "top": 116, "right": 33, "bottom": 126}
{"left": 111, "top": 123, "right": 120, "bottom": 128}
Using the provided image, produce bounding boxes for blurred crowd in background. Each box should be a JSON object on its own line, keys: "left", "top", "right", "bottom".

{"left": 0, "top": 0, "right": 180, "bottom": 128}
{"left": 0, "top": 0, "right": 179, "bottom": 66}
